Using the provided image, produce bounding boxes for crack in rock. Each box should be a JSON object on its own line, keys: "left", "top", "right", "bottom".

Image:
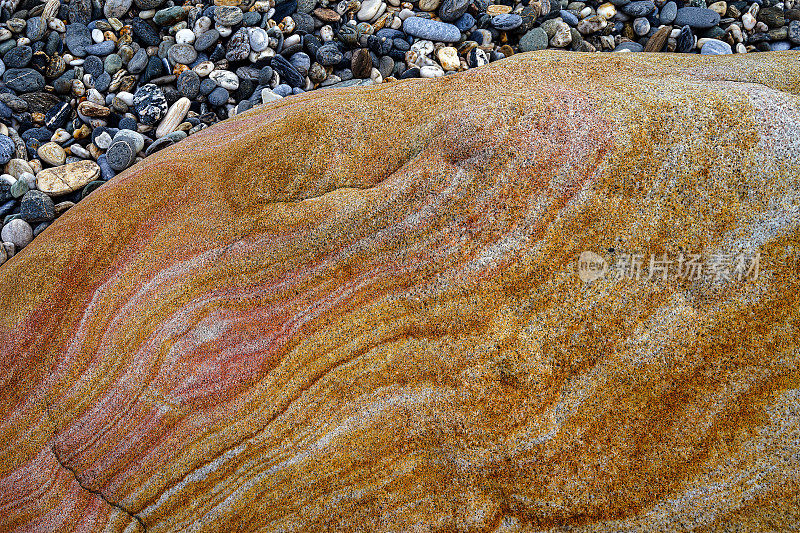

{"left": 43, "top": 399, "right": 147, "bottom": 532}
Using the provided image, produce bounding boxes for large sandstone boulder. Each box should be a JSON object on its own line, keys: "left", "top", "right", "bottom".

{"left": 2, "top": 51, "right": 800, "bottom": 532}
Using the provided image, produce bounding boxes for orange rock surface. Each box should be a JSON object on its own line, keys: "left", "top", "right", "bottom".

{"left": 1, "top": 51, "right": 800, "bottom": 532}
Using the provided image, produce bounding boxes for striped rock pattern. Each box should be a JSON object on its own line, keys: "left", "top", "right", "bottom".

{"left": 2, "top": 51, "right": 800, "bottom": 532}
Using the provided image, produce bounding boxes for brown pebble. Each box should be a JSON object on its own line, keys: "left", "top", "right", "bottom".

{"left": 313, "top": 7, "right": 341, "bottom": 23}
{"left": 644, "top": 25, "right": 671, "bottom": 52}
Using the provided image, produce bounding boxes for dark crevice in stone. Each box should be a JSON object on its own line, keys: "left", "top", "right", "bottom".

{"left": 42, "top": 397, "right": 147, "bottom": 532}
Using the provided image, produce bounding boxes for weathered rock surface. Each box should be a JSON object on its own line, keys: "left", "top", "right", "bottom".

{"left": 1, "top": 51, "right": 800, "bottom": 532}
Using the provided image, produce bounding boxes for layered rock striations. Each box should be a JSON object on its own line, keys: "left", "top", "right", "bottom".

{"left": 1, "top": 51, "right": 800, "bottom": 532}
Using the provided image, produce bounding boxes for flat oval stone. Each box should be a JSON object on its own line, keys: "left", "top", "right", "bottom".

{"left": 491, "top": 14, "right": 522, "bottom": 31}
{"left": 131, "top": 18, "right": 162, "bottom": 47}
{"left": 35, "top": 159, "right": 100, "bottom": 195}
{"left": 207, "top": 86, "right": 229, "bottom": 106}
{"left": 403, "top": 17, "right": 461, "bottom": 42}
{"left": 194, "top": 29, "right": 220, "bottom": 52}
{"left": 660, "top": 1, "right": 677, "bottom": 24}
{"left": 209, "top": 69, "right": 239, "bottom": 90}
{"left": 68, "top": 0, "right": 92, "bottom": 24}
{"left": 26, "top": 17, "right": 47, "bottom": 42}
{"left": 37, "top": 142, "right": 66, "bottom": 166}
{"left": 438, "top": 0, "right": 470, "bottom": 22}
{"left": 289, "top": 52, "right": 311, "bottom": 77}
{"left": 65, "top": 23, "right": 93, "bottom": 57}
{"left": 167, "top": 44, "right": 198, "bottom": 66}
{"left": 154, "top": 6, "right": 187, "bottom": 26}
{"left": 135, "top": 0, "right": 165, "bottom": 8}
{"left": 519, "top": 27, "right": 549, "bottom": 51}
{"left": 177, "top": 69, "right": 200, "bottom": 98}
{"left": 700, "top": 38, "right": 732, "bottom": 55}
{"left": 19, "top": 190, "right": 55, "bottom": 223}
{"left": 106, "top": 138, "right": 137, "bottom": 171}
{"left": 215, "top": 6, "right": 243, "bottom": 26}
{"left": 674, "top": 7, "right": 721, "bottom": 29}
{"left": 3, "top": 46, "right": 33, "bottom": 69}
{"left": 115, "top": 129, "right": 145, "bottom": 153}
{"left": 0, "top": 135, "right": 15, "bottom": 164}
{"left": 315, "top": 43, "right": 344, "bottom": 66}
{"left": 0, "top": 218, "right": 32, "bottom": 249}
{"left": 85, "top": 41, "right": 116, "bottom": 56}
{"left": 248, "top": 28, "right": 269, "bottom": 52}
{"left": 127, "top": 48, "right": 149, "bottom": 74}
{"left": 2, "top": 68, "right": 45, "bottom": 92}
{"left": 614, "top": 41, "right": 644, "bottom": 52}
{"left": 104, "top": 0, "right": 133, "bottom": 19}
{"left": 620, "top": 0, "right": 655, "bottom": 16}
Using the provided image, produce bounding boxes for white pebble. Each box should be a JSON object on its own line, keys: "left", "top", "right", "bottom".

{"left": 70, "top": 144, "right": 90, "bottom": 158}
{"left": 398, "top": 8, "right": 415, "bottom": 20}
{"left": 49, "top": 19, "right": 65, "bottom": 32}
{"left": 249, "top": 48, "right": 274, "bottom": 62}
{"left": 216, "top": 23, "right": 233, "bottom": 37}
{"left": 736, "top": 42, "right": 747, "bottom": 53}
{"left": 194, "top": 16, "right": 212, "bottom": 36}
{"left": 51, "top": 129, "right": 71, "bottom": 143}
{"left": 411, "top": 39, "right": 433, "bottom": 56}
{"left": 420, "top": 65, "right": 444, "bottom": 78}
{"left": 742, "top": 12, "right": 756, "bottom": 30}
{"left": 86, "top": 88, "right": 104, "bottom": 105}
{"left": 116, "top": 91, "right": 134, "bottom": 105}
{"left": 248, "top": 27, "right": 269, "bottom": 51}
{"left": 320, "top": 25, "right": 334, "bottom": 41}
{"left": 283, "top": 33, "right": 301, "bottom": 49}
{"left": 1, "top": 219, "right": 32, "bottom": 250}
{"left": 20, "top": 172, "right": 35, "bottom": 189}
{"left": 357, "top": 0, "right": 383, "bottom": 21}
{"left": 155, "top": 97, "right": 190, "bottom": 138}
{"left": 209, "top": 69, "right": 239, "bottom": 90}
{"left": 193, "top": 60, "right": 215, "bottom": 76}
{"left": 728, "top": 23, "right": 743, "bottom": 42}
{"left": 92, "top": 28, "right": 104, "bottom": 43}
{"left": 261, "top": 88, "right": 282, "bottom": 103}
{"left": 597, "top": 3, "right": 616, "bottom": 19}
{"left": 370, "top": 2, "right": 387, "bottom": 23}
{"left": 175, "top": 28, "right": 195, "bottom": 44}
{"left": 139, "top": 9, "right": 155, "bottom": 19}
{"left": 437, "top": 46, "right": 459, "bottom": 71}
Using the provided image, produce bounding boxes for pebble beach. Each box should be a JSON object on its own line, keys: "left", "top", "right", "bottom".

{"left": 0, "top": 0, "right": 797, "bottom": 259}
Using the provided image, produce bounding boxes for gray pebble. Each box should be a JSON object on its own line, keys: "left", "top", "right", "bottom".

{"left": 19, "top": 190, "right": 55, "bottom": 223}
{"left": 1, "top": 218, "right": 33, "bottom": 249}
